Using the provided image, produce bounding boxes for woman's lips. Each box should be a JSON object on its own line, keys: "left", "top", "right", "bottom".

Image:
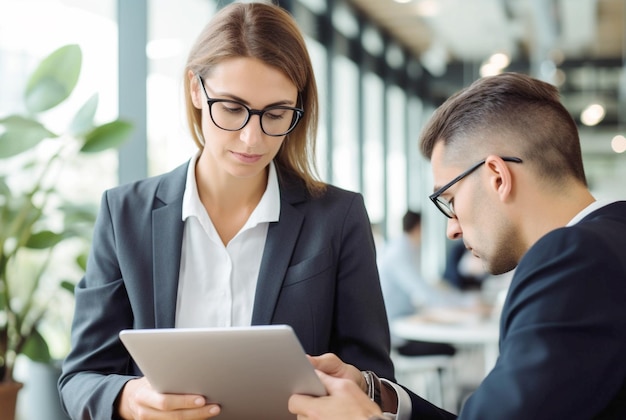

{"left": 232, "top": 151, "right": 263, "bottom": 163}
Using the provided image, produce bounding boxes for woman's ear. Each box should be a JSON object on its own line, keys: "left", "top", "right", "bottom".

{"left": 189, "top": 70, "right": 203, "bottom": 110}
{"left": 484, "top": 155, "right": 513, "bottom": 203}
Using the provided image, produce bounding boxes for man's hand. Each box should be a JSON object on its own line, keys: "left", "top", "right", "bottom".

{"left": 289, "top": 370, "right": 384, "bottom": 420}
{"left": 307, "top": 353, "right": 367, "bottom": 392}
{"left": 117, "top": 377, "right": 221, "bottom": 419}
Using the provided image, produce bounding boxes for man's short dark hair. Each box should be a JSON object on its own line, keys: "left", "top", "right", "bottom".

{"left": 419, "top": 72, "right": 587, "bottom": 187}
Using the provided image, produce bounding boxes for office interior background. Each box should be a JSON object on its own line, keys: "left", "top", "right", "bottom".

{"left": 3, "top": 0, "right": 624, "bottom": 277}
{"left": 0, "top": 0, "right": 624, "bottom": 416}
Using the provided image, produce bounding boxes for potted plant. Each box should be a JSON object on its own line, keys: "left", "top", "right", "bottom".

{"left": 0, "top": 44, "right": 132, "bottom": 418}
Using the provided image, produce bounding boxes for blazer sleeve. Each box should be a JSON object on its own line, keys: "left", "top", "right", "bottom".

{"left": 404, "top": 385, "right": 457, "bottom": 420}
{"left": 458, "top": 225, "right": 626, "bottom": 419}
{"left": 58, "top": 190, "right": 138, "bottom": 420}
{"left": 331, "top": 192, "right": 395, "bottom": 379}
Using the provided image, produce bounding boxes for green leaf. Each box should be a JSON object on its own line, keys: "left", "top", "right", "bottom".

{"left": 69, "top": 94, "right": 99, "bottom": 136}
{"left": 0, "top": 177, "right": 10, "bottom": 197}
{"left": 60, "top": 280, "right": 76, "bottom": 295}
{"left": 80, "top": 120, "right": 133, "bottom": 153}
{"left": 25, "top": 230, "right": 65, "bottom": 249}
{"left": 0, "top": 115, "right": 57, "bottom": 158}
{"left": 2, "top": 195, "right": 41, "bottom": 243}
{"left": 24, "top": 44, "right": 82, "bottom": 113}
{"left": 21, "top": 329, "right": 52, "bottom": 363}
{"left": 75, "top": 253, "right": 88, "bottom": 271}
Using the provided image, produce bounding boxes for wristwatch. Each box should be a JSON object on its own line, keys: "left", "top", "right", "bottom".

{"left": 361, "top": 370, "right": 382, "bottom": 406}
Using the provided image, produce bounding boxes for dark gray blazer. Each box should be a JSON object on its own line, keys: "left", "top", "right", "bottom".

{"left": 409, "top": 201, "right": 626, "bottom": 420}
{"left": 58, "top": 162, "right": 394, "bottom": 419}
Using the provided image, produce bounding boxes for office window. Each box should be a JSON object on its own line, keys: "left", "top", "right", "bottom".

{"left": 0, "top": 0, "right": 118, "bottom": 359}
{"left": 385, "top": 84, "right": 408, "bottom": 237}
{"left": 362, "top": 72, "right": 385, "bottom": 223}
{"left": 147, "top": 0, "right": 216, "bottom": 175}
{"left": 306, "top": 37, "right": 330, "bottom": 183}
{"left": 406, "top": 95, "right": 426, "bottom": 208}
{"left": 0, "top": 1, "right": 119, "bottom": 226}
{"left": 331, "top": 55, "right": 360, "bottom": 192}
{"left": 0, "top": 1, "right": 119, "bottom": 196}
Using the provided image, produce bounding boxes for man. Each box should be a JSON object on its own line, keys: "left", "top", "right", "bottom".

{"left": 289, "top": 72, "right": 626, "bottom": 419}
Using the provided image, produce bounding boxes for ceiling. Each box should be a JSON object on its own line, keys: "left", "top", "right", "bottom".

{"left": 347, "top": 0, "right": 625, "bottom": 134}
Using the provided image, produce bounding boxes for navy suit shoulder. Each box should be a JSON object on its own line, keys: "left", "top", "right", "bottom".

{"left": 459, "top": 201, "right": 626, "bottom": 419}
{"left": 403, "top": 201, "right": 626, "bottom": 420}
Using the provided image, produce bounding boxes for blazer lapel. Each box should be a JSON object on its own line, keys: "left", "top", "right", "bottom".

{"left": 152, "top": 163, "right": 188, "bottom": 328}
{"left": 251, "top": 173, "right": 306, "bottom": 325}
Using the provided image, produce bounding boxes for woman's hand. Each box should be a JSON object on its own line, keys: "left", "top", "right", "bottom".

{"left": 117, "top": 377, "right": 221, "bottom": 419}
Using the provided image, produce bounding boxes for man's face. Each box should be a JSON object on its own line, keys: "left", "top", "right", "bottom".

{"left": 430, "top": 143, "right": 519, "bottom": 275}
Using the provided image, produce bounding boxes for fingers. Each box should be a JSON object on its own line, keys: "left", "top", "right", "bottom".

{"left": 308, "top": 354, "right": 364, "bottom": 388}
{"left": 309, "top": 353, "right": 353, "bottom": 378}
{"left": 288, "top": 394, "right": 315, "bottom": 419}
{"left": 317, "top": 371, "right": 357, "bottom": 395}
{"left": 308, "top": 353, "right": 342, "bottom": 373}
{"left": 118, "top": 377, "right": 221, "bottom": 419}
{"left": 143, "top": 392, "right": 207, "bottom": 412}
{"left": 130, "top": 402, "right": 220, "bottom": 420}
{"left": 288, "top": 373, "right": 383, "bottom": 420}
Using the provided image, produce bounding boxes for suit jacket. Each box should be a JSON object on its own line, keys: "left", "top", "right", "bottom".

{"left": 409, "top": 201, "right": 626, "bottom": 420}
{"left": 58, "top": 162, "right": 394, "bottom": 419}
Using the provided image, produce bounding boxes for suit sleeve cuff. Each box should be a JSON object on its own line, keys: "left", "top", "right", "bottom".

{"left": 380, "top": 378, "right": 412, "bottom": 420}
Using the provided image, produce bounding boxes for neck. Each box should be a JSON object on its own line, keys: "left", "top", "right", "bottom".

{"left": 197, "top": 168, "right": 267, "bottom": 211}
{"left": 193, "top": 158, "right": 268, "bottom": 245}
{"left": 517, "top": 182, "right": 596, "bottom": 250}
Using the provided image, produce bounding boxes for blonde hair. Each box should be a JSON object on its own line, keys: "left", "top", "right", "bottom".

{"left": 184, "top": 1, "right": 325, "bottom": 195}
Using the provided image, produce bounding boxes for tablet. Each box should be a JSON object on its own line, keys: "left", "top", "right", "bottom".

{"left": 119, "top": 325, "right": 326, "bottom": 420}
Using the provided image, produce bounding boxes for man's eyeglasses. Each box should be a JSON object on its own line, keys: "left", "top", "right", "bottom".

{"left": 196, "top": 74, "right": 304, "bottom": 137}
{"left": 429, "top": 156, "right": 523, "bottom": 219}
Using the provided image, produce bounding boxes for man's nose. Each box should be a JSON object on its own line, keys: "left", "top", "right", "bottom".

{"left": 446, "top": 217, "right": 462, "bottom": 240}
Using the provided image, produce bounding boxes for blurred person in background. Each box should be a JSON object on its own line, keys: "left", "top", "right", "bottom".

{"left": 378, "top": 210, "right": 463, "bottom": 357}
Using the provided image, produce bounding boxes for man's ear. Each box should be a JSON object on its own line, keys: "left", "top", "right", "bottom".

{"left": 189, "top": 70, "right": 203, "bottom": 110}
{"left": 484, "top": 155, "right": 513, "bottom": 203}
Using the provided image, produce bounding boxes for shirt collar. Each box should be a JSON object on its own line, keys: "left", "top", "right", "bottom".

{"left": 245, "top": 161, "right": 280, "bottom": 228}
{"left": 566, "top": 199, "right": 616, "bottom": 226}
{"left": 182, "top": 152, "right": 280, "bottom": 224}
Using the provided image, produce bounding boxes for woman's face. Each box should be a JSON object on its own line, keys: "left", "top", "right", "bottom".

{"left": 190, "top": 57, "right": 298, "bottom": 182}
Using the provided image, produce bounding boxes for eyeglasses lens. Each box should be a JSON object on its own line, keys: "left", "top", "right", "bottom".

{"left": 431, "top": 196, "right": 454, "bottom": 218}
{"left": 210, "top": 101, "right": 299, "bottom": 136}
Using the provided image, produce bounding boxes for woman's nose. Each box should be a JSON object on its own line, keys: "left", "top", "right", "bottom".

{"left": 239, "top": 114, "right": 264, "bottom": 145}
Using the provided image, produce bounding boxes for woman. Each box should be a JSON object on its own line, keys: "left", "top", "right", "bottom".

{"left": 58, "top": 2, "right": 394, "bottom": 419}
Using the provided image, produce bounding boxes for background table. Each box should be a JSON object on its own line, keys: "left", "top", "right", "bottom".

{"left": 391, "top": 307, "right": 500, "bottom": 376}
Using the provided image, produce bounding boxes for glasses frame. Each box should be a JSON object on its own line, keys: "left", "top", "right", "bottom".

{"left": 196, "top": 74, "right": 304, "bottom": 137}
{"left": 429, "top": 156, "right": 523, "bottom": 218}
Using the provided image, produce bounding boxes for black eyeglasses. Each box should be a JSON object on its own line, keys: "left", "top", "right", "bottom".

{"left": 429, "top": 156, "right": 523, "bottom": 218}
{"left": 196, "top": 74, "right": 304, "bottom": 137}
